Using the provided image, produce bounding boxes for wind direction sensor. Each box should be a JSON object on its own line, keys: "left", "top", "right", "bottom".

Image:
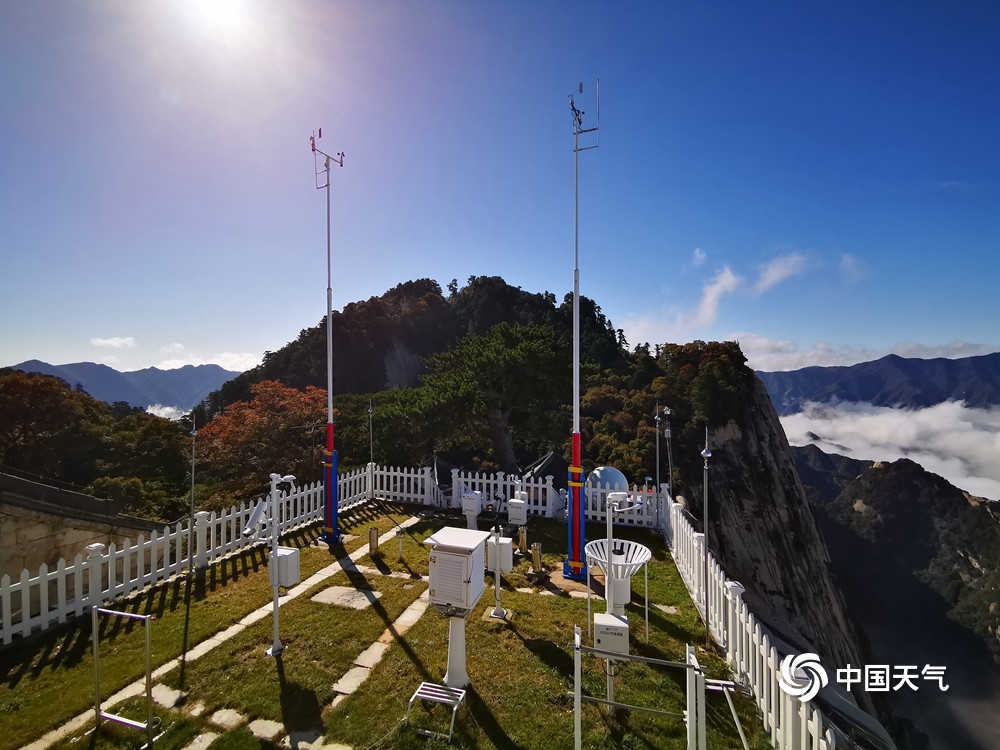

{"left": 311, "top": 128, "right": 345, "bottom": 548}
{"left": 565, "top": 79, "right": 600, "bottom": 581}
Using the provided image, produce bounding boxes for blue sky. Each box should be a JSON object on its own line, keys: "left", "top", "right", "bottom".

{"left": 2, "top": 1, "right": 998, "bottom": 373}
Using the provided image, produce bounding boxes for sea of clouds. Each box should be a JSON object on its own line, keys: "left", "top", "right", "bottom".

{"left": 781, "top": 401, "right": 1000, "bottom": 502}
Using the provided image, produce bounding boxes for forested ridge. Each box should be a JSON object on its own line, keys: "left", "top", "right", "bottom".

{"left": 2, "top": 276, "right": 754, "bottom": 517}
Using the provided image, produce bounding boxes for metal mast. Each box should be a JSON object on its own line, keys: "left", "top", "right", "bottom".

{"left": 311, "top": 129, "right": 345, "bottom": 547}
{"left": 565, "top": 81, "right": 600, "bottom": 580}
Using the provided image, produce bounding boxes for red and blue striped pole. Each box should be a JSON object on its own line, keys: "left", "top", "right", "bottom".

{"left": 312, "top": 130, "right": 344, "bottom": 547}
{"left": 565, "top": 432, "right": 586, "bottom": 579}
{"left": 564, "top": 82, "right": 599, "bottom": 581}
{"left": 322, "top": 422, "right": 340, "bottom": 544}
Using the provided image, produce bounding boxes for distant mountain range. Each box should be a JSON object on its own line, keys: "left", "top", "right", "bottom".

{"left": 793, "top": 445, "right": 1000, "bottom": 749}
{"left": 8, "top": 360, "right": 239, "bottom": 412}
{"left": 757, "top": 352, "right": 1000, "bottom": 415}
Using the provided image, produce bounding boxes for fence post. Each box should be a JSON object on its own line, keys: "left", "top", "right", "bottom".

{"left": 422, "top": 465, "right": 434, "bottom": 506}
{"left": 194, "top": 511, "right": 211, "bottom": 569}
{"left": 367, "top": 462, "right": 375, "bottom": 501}
{"left": 658, "top": 483, "right": 670, "bottom": 539}
{"left": 725, "top": 580, "right": 746, "bottom": 670}
{"left": 692, "top": 533, "right": 705, "bottom": 619}
{"left": 451, "top": 468, "right": 461, "bottom": 509}
{"left": 85, "top": 543, "right": 105, "bottom": 609}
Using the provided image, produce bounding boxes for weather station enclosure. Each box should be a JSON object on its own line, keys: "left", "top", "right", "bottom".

{"left": 425, "top": 527, "right": 490, "bottom": 616}
{"left": 424, "top": 526, "right": 491, "bottom": 689}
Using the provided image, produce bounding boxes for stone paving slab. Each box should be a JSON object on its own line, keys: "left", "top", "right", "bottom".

{"left": 350, "top": 564, "right": 424, "bottom": 581}
{"left": 331, "top": 665, "right": 370, "bottom": 695}
{"left": 247, "top": 718, "right": 285, "bottom": 740}
{"left": 283, "top": 728, "right": 325, "bottom": 748}
{"left": 209, "top": 708, "right": 245, "bottom": 729}
{"left": 354, "top": 641, "right": 390, "bottom": 668}
{"left": 393, "top": 599, "right": 427, "bottom": 628}
{"left": 311, "top": 586, "right": 382, "bottom": 610}
{"left": 181, "top": 732, "right": 219, "bottom": 750}
{"left": 377, "top": 597, "right": 428, "bottom": 643}
{"left": 151, "top": 683, "right": 185, "bottom": 708}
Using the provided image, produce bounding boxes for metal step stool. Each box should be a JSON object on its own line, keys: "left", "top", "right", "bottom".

{"left": 405, "top": 681, "right": 467, "bottom": 742}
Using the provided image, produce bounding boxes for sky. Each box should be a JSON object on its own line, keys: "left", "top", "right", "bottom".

{"left": 2, "top": 0, "right": 999, "bottom": 376}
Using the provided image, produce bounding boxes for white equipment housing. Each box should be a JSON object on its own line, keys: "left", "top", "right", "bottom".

{"left": 461, "top": 490, "right": 482, "bottom": 529}
{"left": 425, "top": 527, "right": 490, "bottom": 616}
{"left": 270, "top": 546, "right": 300, "bottom": 588}
{"left": 486, "top": 536, "right": 513, "bottom": 574}
{"left": 593, "top": 612, "right": 629, "bottom": 656}
{"left": 507, "top": 493, "right": 528, "bottom": 525}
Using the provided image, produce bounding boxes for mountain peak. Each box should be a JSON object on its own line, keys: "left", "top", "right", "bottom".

{"left": 7, "top": 360, "right": 238, "bottom": 412}
{"left": 758, "top": 351, "right": 1000, "bottom": 414}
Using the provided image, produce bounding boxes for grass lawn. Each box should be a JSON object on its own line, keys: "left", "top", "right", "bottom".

{"left": 1, "top": 503, "right": 769, "bottom": 750}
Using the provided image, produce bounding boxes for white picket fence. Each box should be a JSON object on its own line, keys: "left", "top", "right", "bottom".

{"left": 667, "top": 500, "right": 838, "bottom": 750}
{"left": 448, "top": 467, "right": 668, "bottom": 529}
{"left": 1, "top": 463, "right": 368, "bottom": 646}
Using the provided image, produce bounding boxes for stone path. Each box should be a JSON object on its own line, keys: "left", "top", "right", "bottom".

{"left": 20, "top": 518, "right": 422, "bottom": 750}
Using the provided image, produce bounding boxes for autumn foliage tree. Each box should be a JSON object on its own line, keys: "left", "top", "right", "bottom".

{"left": 0, "top": 370, "right": 190, "bottom": 521}
{"left": 195, "top": 380, "right": 327, "bottom": 505}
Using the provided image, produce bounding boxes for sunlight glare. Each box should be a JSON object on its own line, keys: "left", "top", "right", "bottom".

{"left": 183, "top": 0, "right": 251, "bottom": 39}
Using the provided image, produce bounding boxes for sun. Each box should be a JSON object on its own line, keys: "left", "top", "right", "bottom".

{"left": 182, "top": 0, "right": 250, "bottom": 38}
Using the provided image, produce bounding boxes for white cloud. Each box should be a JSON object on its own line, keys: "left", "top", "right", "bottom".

{"left": 838, "top": 253, "right": 867, "bottom": 285}
{"left": 157, "top": 351, "right": 261, "bottom": 372}
{"left": 782, "top": 401, "right": 1000, "bottom": 501}
{"left": 692, "top": 247, "right": 706, "bottom": 267}
{"left": 753, "top": 252, "right": 807, "bottom": 294}
{"left": 890, "top": 341, "right": 998, "bottom": 360}
{"left": 736, "top": 334, "right": 1000, "bottom": 372}
{"left": 693, "top": 266, "right": 742, "bottom": 327}
{"left": 160, "top": 342, "right": 185, "bottom": 354}
{"left": 619, "top": 265, "right": 742, "bottom": 348}
{"left": 91, "top": 336, "right": 137, "bottom": 349}
{"left": 146, "top": 404, "right": 188, "bottom": 420}
{"left": 735, "top": 334, "right": 881, "bottom": 371}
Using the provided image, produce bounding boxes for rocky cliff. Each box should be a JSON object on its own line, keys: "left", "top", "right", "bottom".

{"left": 685, "top": 377, "right": 867, "bottom": 677}
{"left": 795, "top": 452, "right": 1000, "bottom": 749}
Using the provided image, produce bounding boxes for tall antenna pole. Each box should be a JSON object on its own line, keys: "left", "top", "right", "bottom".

{"left": 187, "top": 414, "right": 197, "bottom": 575}
{"left": 701, "top": 427, "right": 712, "bottom": 646}
{"left": 565, "top": 80, "right": 600, "bottom": 581}
{"left": 311, "top": 129, "right": 345, "bottom": 548}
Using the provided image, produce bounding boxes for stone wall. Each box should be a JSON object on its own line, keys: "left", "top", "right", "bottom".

{"left": 0, "top": 473, "right": 161, "bottom": 577}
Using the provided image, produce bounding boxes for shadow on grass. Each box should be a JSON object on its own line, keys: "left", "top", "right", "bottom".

{"left": 0, "top": 543, "right": 274, "bottom": 694}
{"left": 337, "top": 563, "right": 434, "bottom": 683}
{"left": 462, "top": 687, "right": 529, "bottom": 750}
{"left": 275, "top": 656, "right": 323, "bottom": 734}
{"left": 507, "top": 621, "right": 575, "bottom": 677}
